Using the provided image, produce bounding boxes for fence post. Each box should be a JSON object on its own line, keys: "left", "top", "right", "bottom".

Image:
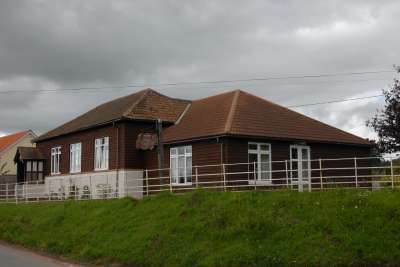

{"left": 319, "top": 159, "right": 323, "bottom": 190}
{"left": 253, "top": 162, "right": 257, "bottom": 191}
{"left": 289, "top": 160, "right": 293, "bottom": 190}
{"left": 195, "top": 166, "right": 199, "bottom": 188}
{"left": 76, "top": 177, "right": 79, "bottom": 201}
{"left": 124, "top": 172, "right": 128, "bottom": 197}
{"left": 285, "top": 160, "right": 289, "bottom": 188}
{"left": 145, "top": 170, "right": 149, "bottom": 196}
{"left": 25, "top": 182, "right": 27, "bottom": 202}
{"left": 15, "top": 184, "right": 18, "bottom": 204}
{"left": 354, "top": 157, "right": 358, "bottom": 188}
{"left": 169, "top": 168, "right": 173, "bottom": 193}
{"left": 5, "top": 183, "right": 8, "bottom": 203}
{"left": 68, "top": 178, "right": 71, "bottom": 199}
{"left": 106, "top": 175, "right": 109, "bottom": 199}
{"left": 391, "top": 158, "right": 394, "bottom": 189}
{"left": 37, "top": 180, "right": 39, "bottom": 202}
{"left": 308, "top": 160, "right": 312, "bottom": 192}
{"left": 222, "top": 164, "right": 227, "bottom": 192}
{"left": 48, "top": 179, "right": 51, "bottom": 201}
{"left": 89, "top": 175, "right": 92, "bottom": 199}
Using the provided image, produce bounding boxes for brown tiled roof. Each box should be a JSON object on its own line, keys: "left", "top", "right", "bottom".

{"left": 163, "top": 90, "right": 372, "bottom": 146}
{"left": 163, "top": 91, "right": 236, "bottom": 142}
{"left": 35, "top": 89, "right": 191, "bottom": 142}
{"left": 14, "top": 147, "right": 45, "bottom": 162}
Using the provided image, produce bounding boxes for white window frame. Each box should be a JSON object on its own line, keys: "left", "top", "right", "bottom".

{"left": 70, "top": 143, "right": 82, "bottom": 173}
{"left": 51, "top": 146, "right": 61, "bottom": 175}
{"left": 94, "top": 137, "right": 109, "bottom": 171}
{"left": 248, "top": 142, "right": 272, "bottom": 185}
{"left": 170, "top": 146, "right": 192, "bottom": 186}
{"left": 289, "top": 145, "right": 311, "bottom": 190}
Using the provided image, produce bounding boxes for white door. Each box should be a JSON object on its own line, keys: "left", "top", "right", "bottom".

{"left": 290, "top": 145, "right": 311, "bottom": 192}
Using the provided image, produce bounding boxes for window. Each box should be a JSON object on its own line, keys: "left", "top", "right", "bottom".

{"left": 95, "top": 137, "right": 109, "bottom": 170}
{"left": 25, "top": 160, "right": 44, "bottom": 182}
{"left": 70, "top": 143, "right": 82, "bottom": 173}
{"left": 51, "top": 147, "right": 61, "bottom": 174}
{"left": 170, "top": 146, "right": 192, "bottom": 185}
{"left": 248, "top": 142, "right": 271, "bottom": 183}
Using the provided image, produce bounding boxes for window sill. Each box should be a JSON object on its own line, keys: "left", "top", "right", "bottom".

{"left": 70, "top": 171, "right": 82, "bottom": 174}
{"left": 248, "top": 180, "right": 272, "bottom": 186}
{"left": 172, "top": 183, "right": 193, "bottom": 187}
{"left": 94, "top": 168, "right": 109, "bottom": 172}
{"left": 50, "top": 173, "right": 61, "bottom": 176}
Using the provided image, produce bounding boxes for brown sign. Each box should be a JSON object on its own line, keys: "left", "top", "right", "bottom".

{"left": 136, "top": 133, "right": 158, "bottom": 150}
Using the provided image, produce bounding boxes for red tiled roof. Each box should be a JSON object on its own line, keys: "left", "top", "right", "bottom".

{"left": 163, "top": 90, "right": 372, "bottom": 146}
{"left": 35, "top": 89, "right": 191, "bottom": 142}
{"left": 0, "top": 131, "right": 30, "bottom": 152}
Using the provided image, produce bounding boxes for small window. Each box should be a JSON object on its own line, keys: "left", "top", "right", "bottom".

{"left": 25, "top": 160, "right": 44, "bottom": 183}
{"left": 26, "top": 161, "right": 32, "bottom": 172}
{"left": 38, "top": 161, "right": 43, "bottom": 172}
{"left": 32, "top": 161, "right": 37, "bottom": 172}
{"left": 51, "top": 147, "right": 61, "bottom": 174}
{"left": 95, "top": 137, "right": 109, "bottom": 171}
{"left": 70, "top": 143, "right": 82, "bottom": 173}
{"left": 170, "top": 145, "right": 192, "bottom": 185}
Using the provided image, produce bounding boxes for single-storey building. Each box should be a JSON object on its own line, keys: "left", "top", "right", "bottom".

{"left": 17, "top": 89, "right": 372, "bottom": 197}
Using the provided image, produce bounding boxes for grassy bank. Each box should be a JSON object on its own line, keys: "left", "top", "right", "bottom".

{"left": 1, "top": 190, "right": 400, "bottom": 266}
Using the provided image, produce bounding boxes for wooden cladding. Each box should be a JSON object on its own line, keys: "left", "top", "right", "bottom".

{"left": 35, "top": 119, "right": 371, "bottom": 184}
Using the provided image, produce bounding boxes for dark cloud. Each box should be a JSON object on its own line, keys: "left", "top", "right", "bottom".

{"left": 0, "top": 0, "right": 399, "bottom": 139}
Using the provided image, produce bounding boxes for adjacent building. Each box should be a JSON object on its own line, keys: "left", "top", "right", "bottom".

{"left": 0, "top": 130, "right": 37, "bottom": 183}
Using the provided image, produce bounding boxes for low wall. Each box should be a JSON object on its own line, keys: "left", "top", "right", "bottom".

{"left": 45, "top": 169, "right": 144, "bottom": 199}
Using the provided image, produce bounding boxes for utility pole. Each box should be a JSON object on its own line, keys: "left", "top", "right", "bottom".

{"left": 156, "top": 119, "right": 164, "bottom": 187}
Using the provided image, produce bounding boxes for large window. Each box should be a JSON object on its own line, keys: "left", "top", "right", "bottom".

{"left": 70, "top": 143, "right": 82, "bottom": 173}
{"left": 248, "top": 142, "right": 271, "bottom": 183}
{"left": 170, "top": 146, "right": 192, "bottom": 185}
{"left": 51, "top": 147, "right": 61, "bottom": 174}
{"left": 95, "top": 137, "right": 109, "bottom": 170}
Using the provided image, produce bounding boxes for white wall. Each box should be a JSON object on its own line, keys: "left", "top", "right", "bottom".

{"left": 45, "top": 169, "right": 143, "bottom": 199}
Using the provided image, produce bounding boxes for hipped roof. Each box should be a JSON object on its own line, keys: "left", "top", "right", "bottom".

{"left": 163, "top": 90, "right": 372, "bottom": 146}
{"left": 35, "top": 88, "right": 371, "bottom": 146}
{"left": 35, "top": 89, "right": 190, "bottom": 142}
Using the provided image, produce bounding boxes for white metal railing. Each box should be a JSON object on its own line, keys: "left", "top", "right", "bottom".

{"left": 0, "top": 156, "right": 399, "bottom": 203}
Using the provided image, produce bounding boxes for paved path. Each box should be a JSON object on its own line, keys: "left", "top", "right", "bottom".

{"left": 0, "top": 243, "right": 83, "bottom": 267}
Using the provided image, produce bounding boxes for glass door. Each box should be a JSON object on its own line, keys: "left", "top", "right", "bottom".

{"left": 290, "top": 145, "right": 311, "bottom": 192}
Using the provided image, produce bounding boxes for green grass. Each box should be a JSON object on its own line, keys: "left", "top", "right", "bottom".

{"left": 1, "top": 190, "right": 400, "bottom": 266}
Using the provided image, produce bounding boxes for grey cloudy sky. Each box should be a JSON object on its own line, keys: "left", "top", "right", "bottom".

{"left": 0, "top": 0, "right": 399, "bottom": 139}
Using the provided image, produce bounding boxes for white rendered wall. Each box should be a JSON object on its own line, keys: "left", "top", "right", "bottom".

{"left": 45, "top": 169, "right": 143, "bottom": 199}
